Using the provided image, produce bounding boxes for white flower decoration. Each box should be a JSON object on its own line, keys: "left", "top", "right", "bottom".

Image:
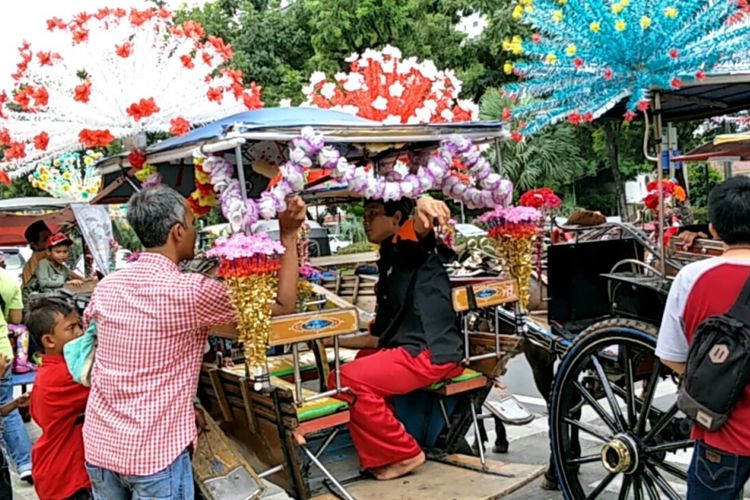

{"left": 371, "top": 96, "right": 388, "bottom": 111}
{"left": 389, "top": 81, "right": 405, "bottom": 98}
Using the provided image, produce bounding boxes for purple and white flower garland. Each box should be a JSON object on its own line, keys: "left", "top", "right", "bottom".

{"left": 200, "top": 127, "right": 513, "bottom": 230}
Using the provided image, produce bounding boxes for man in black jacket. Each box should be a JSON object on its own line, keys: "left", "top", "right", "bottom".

{"left": 328, "top": 197, "right": 464, "bottom": 480}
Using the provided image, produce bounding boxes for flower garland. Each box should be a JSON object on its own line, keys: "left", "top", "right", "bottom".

{"left": 188, "top": 156, "right": 217, "bottom": 217}
{"left": 207, "top": 232, "right": 285, "bottom": 386}
{"left": 480, "top": 206, "right": 542, "bottom": 311}
{"left": 203, "top": 129, "right": 512, "bottom": 229}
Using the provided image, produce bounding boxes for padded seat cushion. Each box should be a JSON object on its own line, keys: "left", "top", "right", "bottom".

{"left": 426, "top": 367, "right": 483, "bottom": 391}
{"left": 270, "top": 377, "right": 348, "bottom": 422}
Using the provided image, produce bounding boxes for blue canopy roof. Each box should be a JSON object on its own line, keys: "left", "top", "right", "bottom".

{"left": 148, "top": 108, "right": 378, "bottom": 154}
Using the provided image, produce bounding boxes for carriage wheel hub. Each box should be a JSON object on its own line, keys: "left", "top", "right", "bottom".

{"left": 601, "top": 434, "right": 639, "bottom": 474}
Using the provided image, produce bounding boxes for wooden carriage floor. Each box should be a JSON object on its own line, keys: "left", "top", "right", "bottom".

{"left": 313, "top": 456, "right": 544, "bottom": 500}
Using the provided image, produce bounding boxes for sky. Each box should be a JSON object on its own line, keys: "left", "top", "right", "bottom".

{"left": 0, "top": 1, "right": 208, "bottom": 91}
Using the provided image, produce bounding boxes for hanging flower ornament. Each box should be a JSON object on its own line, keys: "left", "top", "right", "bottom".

{"left": 480, "top": 206, "right": 542, "bottom": 311}
{"left": 207, "top": 233, "right": 285, "bottom": 387}
{"left": 0, "top": 6, "right": 263, "bottom": 181}
{"left": 188, "top": 156, "right": 217, "bottom": 217}
{"left": 643, "top": 179, "right": 687, "bottom": 211}
{"left": 501, "top": 0, "right": 750, "bottom": 137}
{"left": 304, "top": 45, "right": 478, "bottom": 124}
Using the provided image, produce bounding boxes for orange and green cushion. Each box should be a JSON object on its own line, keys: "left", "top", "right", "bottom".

{"left": 270, "top": 376, "right": 349, "bottom": 422}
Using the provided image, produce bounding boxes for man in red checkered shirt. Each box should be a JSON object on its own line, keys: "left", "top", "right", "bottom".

{"left": 82, "top": 186, "right": 305, "bottom": 499}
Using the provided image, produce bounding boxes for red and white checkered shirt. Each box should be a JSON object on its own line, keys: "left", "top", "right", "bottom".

{"left": 83, "top": 252, "right": 236, "bottom": 475}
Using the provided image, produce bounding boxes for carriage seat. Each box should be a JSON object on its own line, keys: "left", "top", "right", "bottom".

{"left": 266, "top": 348, "right": 359, "bottom": 379}
{"left": 270, "top": 376, "right": 349, "bottom": 423}
{"left": 425, "top": 368, "right": 487, "bottom": 395}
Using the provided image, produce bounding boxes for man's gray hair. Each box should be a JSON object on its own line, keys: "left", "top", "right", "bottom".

{"left": 127, "top": 186, "right": 188, "bottom": 249}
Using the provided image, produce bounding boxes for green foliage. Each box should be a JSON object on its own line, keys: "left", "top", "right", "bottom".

{"left": 336, "top": 240, "right": 377, "bottom": 255}
{"left": 339, "top": 214, "right": 367, "bottom": 243}
{"left": 688, "top": 163, "right": 723, "bottom": 208}
{"left": 0, "top": 178, "right": 49, "bottom": 199}
{"left": 480, "top": 89, "right": 588, "bottom": 192}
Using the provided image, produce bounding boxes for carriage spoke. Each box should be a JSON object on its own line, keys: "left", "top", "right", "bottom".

{"left": 622, "top": 344, "right": 637, "bottom": 427}
{"left": 573, "top": 380, "right": 619, "bottom": 432}
{"left": 644, "top": 439, "right": 693, "bottom": 455}
{"left": 633, "top": 476, "right": 644, "bottom": 500}
{"left": 645, "top": 465, "right": 682, "bottom": 500}
{"left": 585, "top": 472, "right": 617, "bottom": 500}
{"left": 642, "top": 472, "right": 660, "bottom": 500}
{"left": 635, "top": 359, "right": 661, "bottom": 436}
{"left": 642, "top": 402, "right": 679, "bottom": 443}
{"left": 566, "top": 454, "right": 601, "bottom": 466}
{"left": 617, "top": 475, "right": 632, "bottom": 500}
{"left": 590, "top": 355, "right": 627, "bottom": 432}
{"left": 563, "top": 417, "right": 612, "bottom": 443}
{"left": 648, "top": 457, "right": 688, "bottom": 481}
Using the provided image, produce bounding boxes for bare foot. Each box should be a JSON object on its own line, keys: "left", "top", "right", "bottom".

{"left": 372, "top": 451, "right": 426, "bottom": 480}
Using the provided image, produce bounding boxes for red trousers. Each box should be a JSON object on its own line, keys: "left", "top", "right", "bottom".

{"left": 328, "top": 348, "right": 462, "bottom": 470}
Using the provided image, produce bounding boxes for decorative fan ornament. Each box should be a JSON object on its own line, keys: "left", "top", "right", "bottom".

{"left": 0, "top": 6, "right": 263, "bottom": 181}
{"left": 28, "top": 151, "right": 103, "bottom": 201}
{"left": 501, "top": 0, "right": 750, "bottom": 137}
{"left": 303, "top": 45, "right": 479, "bottom": 124}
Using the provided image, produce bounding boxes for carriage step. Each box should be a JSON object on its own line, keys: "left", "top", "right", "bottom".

{"left": 483, "top": 387, "right": 535, "bottom": 425}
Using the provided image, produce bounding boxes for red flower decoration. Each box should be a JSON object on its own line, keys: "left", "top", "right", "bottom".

{"left": 511, "top": 131, "right": 524, "bottom": 143}
{"left": 115, "top": 42, "right": 133, "bottom": 58}
{"left": 242, "top": 89, "right": 262, "bottom": 110}
{"left": 0, "top": 129, "right": 10, "bottom": 146}
{"left": 74, "top": 80, "right": 92, "bottom": 103}
{"left": 46, "top": 17, "right": 66, "bottom": 31}
{"left": 669, "top": 49, "right": 680, "bottom": 59}
{"left": 208, "top": 36, "right": 233, "bottom": 61}
{"left": 207, "top": 87, "right": 223, "bottom": 104}
{"left": 72, "top": 29, "right": 89, "bottom": 45}
{"left": 573, "top": 58, "right": 584, "bottom": 68}
{"left": 129, "top": 8, "right": 154, "bottom": 27}
{"left": 95, "top": 8, "right": 112, "bottom": 20}
{"left": 637, "top": 100, "right": 650, "bottom": 112}
{"left": 696, "top": 70, "right": 707, "bottom": 81}
{"left": 603, "top": 69, "right": 613, "bottom": 81}
{"left": 114, "top": 8, "right": 127, "bottom": 18}
{"left": 37, "top": 51, "right": 61, "bottom": 66}
{"left": 670, "top": 78, "right": 682, "bottom": 89}
{"left": 502, "top": 107, "right": 513, "bottom": 121}
{"left": 126, "top": 98, "right": 160, "bottom": 121}
{"left": 33, "top": 132, "right": 50, "bottom": 151}
{"left": 0, "top": 170, "right": 10, "bottom": 186}
{"left": 520, "top": 188, "right": 562, "bottom": 210}
{"left": 169, "top": 117, "right": 190, "bottom": 136}
{"left": 201, "top": 51, "right": 213, "bottom": 65}
{"left": 127, "top": 150, "right": 147, "bottom": 170}
{"left": 180, "top": 55, "right": 194, "bottom": 69}
{"left": 14, "top": 89, "right": 31, "bottom": 110}
{"left": 31, "top": 86, "right": 49, "bottom": 108}
{"left": 4, "top": 142, "right": 26, "bottom": 161}
{"left": 181, "top": 20, "right": 205, "bottom": 39}
{"left": 567, "top": 112, "right": 582, "bottom": 125}
{"left": 79, "top": 129, "right": 115, "bottom": 148}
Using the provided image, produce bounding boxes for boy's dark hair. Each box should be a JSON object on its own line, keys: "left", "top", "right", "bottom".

{"left": 24, "top": 221, "right": 50, "bottom": 245}
{"left": 708, "top": 176, "right": 750, "bottom": 245}
{"left": 25, "top": 298, "right": 75, "bottom": 350}
{"left": 365, "top": 198, "right": 416, "bottom": 227}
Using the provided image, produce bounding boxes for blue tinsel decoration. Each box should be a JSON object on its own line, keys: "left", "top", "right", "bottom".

{"left": 502, "top": 0, "right": 750, "bottom": 136}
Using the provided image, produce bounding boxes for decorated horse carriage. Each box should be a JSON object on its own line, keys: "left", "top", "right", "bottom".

{"left": 88, "top": 89, "right": 730, "bottom": 499}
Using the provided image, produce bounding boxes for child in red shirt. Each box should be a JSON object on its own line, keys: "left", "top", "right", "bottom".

{"left": 27, "top": 299, "right": 91, "bottom": 500}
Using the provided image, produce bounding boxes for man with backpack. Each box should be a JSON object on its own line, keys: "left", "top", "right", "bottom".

{"left": 657, "top": 176, "right": 750, "bottom": 499}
